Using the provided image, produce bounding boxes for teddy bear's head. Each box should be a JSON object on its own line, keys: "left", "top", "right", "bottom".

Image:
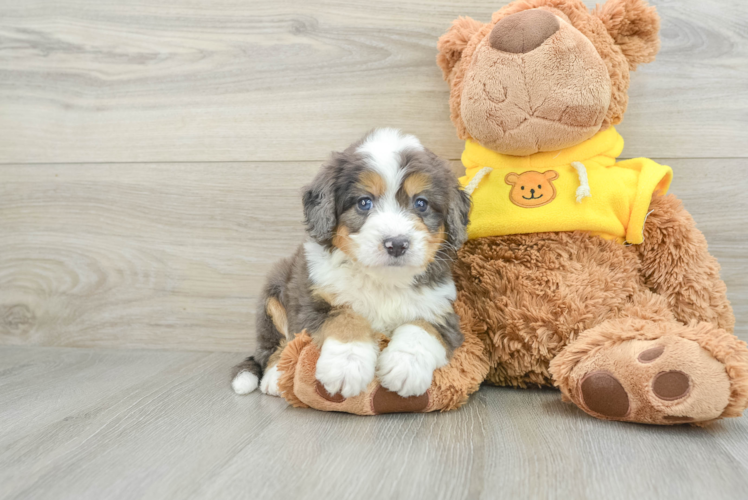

{"left": 437, "top": 0, "right": 660, "bottom": 156}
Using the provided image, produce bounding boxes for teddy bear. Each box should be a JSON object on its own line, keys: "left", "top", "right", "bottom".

{"left": 437, "top": 0, "right": 748, "bottom": 424}
{"left": 271, "top": 0, "right": 748, "bottom": 423}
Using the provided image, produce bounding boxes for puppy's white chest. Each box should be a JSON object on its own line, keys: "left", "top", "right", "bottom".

{"left": 343, "top": 281, "right": 454, "bottom": 333}
{"left": 305, "top": 242, "right": 455, "bottom": 333}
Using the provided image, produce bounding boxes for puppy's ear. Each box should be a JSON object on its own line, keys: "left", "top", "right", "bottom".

{"left": 594, "top": 0, "right": 660, "bottom": 70}
{"left": 437, "top": 16, "right": 484, "bottom": 81}
{"left": 302, "top": 160, "right": 337, "bottom": 247}
{"left": 446, "top": 185, "right": 471, "bottom": 249}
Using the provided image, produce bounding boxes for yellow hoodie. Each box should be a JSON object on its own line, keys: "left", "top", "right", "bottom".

{"left": 459, "top": 127, "right": 673, "bottom": 245}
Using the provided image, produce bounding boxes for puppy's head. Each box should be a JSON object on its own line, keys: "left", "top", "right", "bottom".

{"left": 303, "top": 129, "right": 470, "bottom": 273}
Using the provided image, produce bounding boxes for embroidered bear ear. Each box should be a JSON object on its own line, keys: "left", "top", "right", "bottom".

{"left": 593, "top": 0, "right": 661, "bottom": 70}
{"left": 543, "top": 170, "right": 559, "bottom": 181}
{"left": 437, "top": 16, "right": 485, "bottom": 81}
{"left": 505, "top": 173, "right": 519, "bottom": 186}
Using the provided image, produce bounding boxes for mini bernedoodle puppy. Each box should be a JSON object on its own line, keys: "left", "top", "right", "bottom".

{"left": 232, "top": 129, "right": 471, "bottom": 400}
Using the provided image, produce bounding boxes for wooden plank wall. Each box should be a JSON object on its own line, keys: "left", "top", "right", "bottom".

{"left": 1, "top": 0, "right": 746, "bottom": 352}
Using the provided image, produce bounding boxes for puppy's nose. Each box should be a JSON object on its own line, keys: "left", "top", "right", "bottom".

{"left": 383, "top": 236, "right": 409, "bottom": 257}
{"left": 489, "top": 9, "right": 560, "bottom": 54}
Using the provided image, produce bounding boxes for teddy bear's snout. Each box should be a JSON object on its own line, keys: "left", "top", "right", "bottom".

{"left": 489, "top": 9, "right": 560, "bottom": 54}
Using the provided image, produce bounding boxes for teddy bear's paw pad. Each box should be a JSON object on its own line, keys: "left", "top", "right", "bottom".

{"left": 573, "top": 336, "right": 731, "bottom": 424}
{"left": 371, "top": 386, "right": 429, "bottom": 414}
{"left": 579, "top": 371, "right": 630, "bottom": 418}
{"left": 638, "top": 345, "right": 664, "bottom": 363}
{"left": 652, "top": 370, "right": 691, "bottom": 401}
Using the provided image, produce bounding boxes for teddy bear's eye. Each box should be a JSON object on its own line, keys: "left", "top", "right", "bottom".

{"left": 521, "top": 186, "right": 525, "bottom": 190}
{"left": 538, "top": 184, "right": 542, "bottom": 189}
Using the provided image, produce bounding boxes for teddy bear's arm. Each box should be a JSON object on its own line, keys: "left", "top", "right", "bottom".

{"left": 634, "top": 194, "right": 734, "bottom": 331}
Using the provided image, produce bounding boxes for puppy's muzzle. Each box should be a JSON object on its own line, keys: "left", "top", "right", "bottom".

{"left": 383, "top": 236, "right": 410, "bottom": 257}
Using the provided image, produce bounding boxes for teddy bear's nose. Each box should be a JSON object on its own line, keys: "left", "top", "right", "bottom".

{"left": 489, "top": 9, "right": 560, "bottom": 54}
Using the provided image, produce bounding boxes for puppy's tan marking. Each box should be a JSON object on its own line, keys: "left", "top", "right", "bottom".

{"left": 414, "top": 220, "right": 446, "bottom": 264}
{"left": 332, "top": 225, "right": 358, "bottom": 259}
{"left": 403, "top": 172, "right": 432, "bottom": 197}
{"left": 266, "top": 297, "right": 289, "bottom": 337}
{"left": 316, "top": 309, "right": 377, "bottom": 345}
{"left": 359, "top": 170, "right": 386, "bottom": 198}
{"left": 410, "top": 319, "right": 449, "bottom": 350}
{"left": 311, "top": 287, "right": 338, "bottom": 306}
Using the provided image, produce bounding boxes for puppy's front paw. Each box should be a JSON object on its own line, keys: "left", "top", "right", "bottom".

{"left": 377, "top": 325, "right": 448, "bottom": 398}
{"left": 315, "top": 339, "right": 378, "bottom": 398}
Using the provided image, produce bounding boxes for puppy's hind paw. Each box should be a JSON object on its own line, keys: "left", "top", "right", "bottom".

{"left": 315, "top": 339, "right": 378, "bottom": 399}
{"left": 232, "top": 371, "right": 259, "bottom": 395}
{"left": 377, "top": 325, "right": 448, "bottom": 398}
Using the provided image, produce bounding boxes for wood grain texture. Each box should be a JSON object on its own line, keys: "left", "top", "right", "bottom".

{"left": 0, "top": 0, "right": 747, "bottom": 163}
{"left": 1, "top": 159, "right": 746, "bottom": 352}
{"left": 0, "top": 161, "right": 315, "bottom": 351}
{"left": 1, "top": 345, "right": 747, "bottom": 500}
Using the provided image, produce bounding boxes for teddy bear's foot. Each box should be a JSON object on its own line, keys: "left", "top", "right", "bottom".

{"left": 551, "top": 320, "right": 748, "bottom": 425}
{"left": 315, "top": 381, "right": 431, "bottom": 414}
{"left": 575, "top": 336, "right": 730, "bottom": 424}
{"left": 274, "top": 330, "right": 488, "bottom": 415}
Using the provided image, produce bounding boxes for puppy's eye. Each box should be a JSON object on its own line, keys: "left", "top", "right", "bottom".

{"left": 414, "top": 198, "right": 428, "bottom": 212}
{"left": 358, "top": 197, "right": 373, "bottom": 211}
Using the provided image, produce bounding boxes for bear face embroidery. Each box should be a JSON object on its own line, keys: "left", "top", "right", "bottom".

{"left": 505, "top": 170, "right": 559, "bottom": 208}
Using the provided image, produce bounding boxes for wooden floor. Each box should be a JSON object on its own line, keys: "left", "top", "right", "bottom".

{"left": 1, "top": 0, "right": 748, "bottom": 498}
{"left": 1, "top": 346, "right": 747, "bottom": 500}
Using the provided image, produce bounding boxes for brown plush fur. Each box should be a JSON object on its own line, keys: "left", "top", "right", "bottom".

{"left": 277, "top": 333, "right": 310, "bottom": 409}
{"left": 451, "top": 191, "right": 748, "bottom": 424}
{"left": 593, "top": 0, "right": 660, "bottom": 70}
{"left": 437, "top": 0, "right": 661, "bottom": 150}
{"left": 452, "top": 227, "right": 653, "bottom": 388}
{"left": 635, "top": 195, "right": 734, "bottom": 332}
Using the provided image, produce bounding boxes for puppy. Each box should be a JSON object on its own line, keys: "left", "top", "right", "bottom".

{"left": 232, "top": 129, "right": 471, "bottom": 399}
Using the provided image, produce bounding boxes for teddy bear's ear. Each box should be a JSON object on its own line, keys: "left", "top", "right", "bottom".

{"left": 593, "top": 0, "right": 661, "bottom": 70}
{"left": 504, "top": 173, "right": 519, "bottom": 186}
{"left": 437, "top": 16, "right": 484, "bottom": 81}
